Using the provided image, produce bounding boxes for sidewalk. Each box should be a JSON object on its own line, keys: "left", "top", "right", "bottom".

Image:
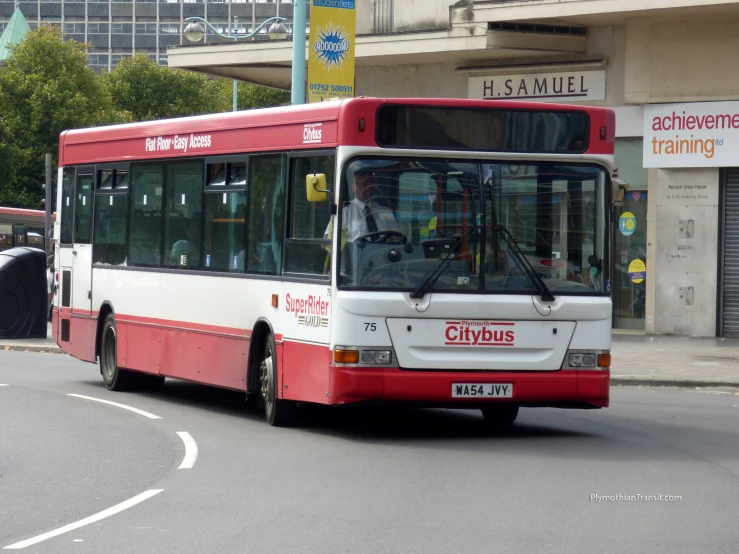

{"left": 1, "top": 327, "right": 738, "bottom": 389}
{"left": 0, "top": 323, "right": 61, "bottom": 354}
{"left": 611, "top": 333, "right": 739, "bottom": 389}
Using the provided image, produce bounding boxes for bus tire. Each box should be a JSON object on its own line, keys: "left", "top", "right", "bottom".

{"left": 481, "top": 405, "right": 519, "bottom": 426}
{"left": 259, "top": 334, "right": 295, "bottom": 427}
{"left": 99, "top": 313, "right": 135, "bottom": 391}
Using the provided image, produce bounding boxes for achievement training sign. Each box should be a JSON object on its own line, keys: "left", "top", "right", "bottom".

{"left": 307, "top": 0, "right": 356, "bottom": 103}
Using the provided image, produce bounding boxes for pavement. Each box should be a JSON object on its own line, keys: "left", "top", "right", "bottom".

{"left": 2, "top": 324, "right": 738, "bottom": 389}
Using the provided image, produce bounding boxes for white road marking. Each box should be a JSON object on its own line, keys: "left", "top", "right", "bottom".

{"left": 3, "top": 489, "right": 164, "bottom": 550}
{"left": 67, "top": 394, "right": 161, "bottom": 419}
{"left": 0, "top": 384, "right": 8, "bottom": 387}
{"left": 177, "top": 432, "right": 198, "bottom": 469}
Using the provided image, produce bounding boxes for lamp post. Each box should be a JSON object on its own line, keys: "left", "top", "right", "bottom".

{"left": 184, "top": 15, "right": 289, "bottom": 111}
{"left": 292, "top": 0, "right": 306, "bottom": 105}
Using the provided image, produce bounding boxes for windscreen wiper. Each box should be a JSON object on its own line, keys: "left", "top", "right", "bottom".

{"left": 495, "top": 224, "right": 555, "bottom": 302}
{"left": 410, "top": 227, "right": 478, "bottom": 299}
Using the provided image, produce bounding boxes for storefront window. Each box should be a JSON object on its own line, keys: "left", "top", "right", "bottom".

{"left": 613, "top": 139, "right": 648, "bottom": 330}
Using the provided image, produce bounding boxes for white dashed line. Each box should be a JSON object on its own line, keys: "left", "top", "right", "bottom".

{"left": 0, "top": 384, "right": 8, "bottom": 387}
{"left": 176, "top": 432, "right": 198, "bottom": 469}
{"left": 3, "top": 489, "right": 164, "bottom": 550}
{"left": 67, "top": 394, "right": 161, "bottom": 419}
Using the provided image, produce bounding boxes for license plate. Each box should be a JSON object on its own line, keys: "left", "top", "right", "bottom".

{"left": 452, "top": 383, "right": 513, "bottom": 398}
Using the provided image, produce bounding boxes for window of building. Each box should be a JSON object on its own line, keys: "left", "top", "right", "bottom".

{"left": 163, "top": 161, "right": 203, "bottom": 269}
{"left": 129, "top": 163, "right": 164, "bottom": 267}
{"left": 248, "top": 155, "right": 284, "bottom": 275}
{"left": 613, "top": 138, "right": 648, "bottom": 330}
{"left": 284, "top": 154, "right": 334, "bottom": 276}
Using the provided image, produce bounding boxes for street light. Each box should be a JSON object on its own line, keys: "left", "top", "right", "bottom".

{"left": 184, "top": 15, "right": 289, "bottom": 112}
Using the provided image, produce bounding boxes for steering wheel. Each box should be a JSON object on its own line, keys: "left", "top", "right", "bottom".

{"left": 356, "top": 230, "right": 408, "bottom": 245}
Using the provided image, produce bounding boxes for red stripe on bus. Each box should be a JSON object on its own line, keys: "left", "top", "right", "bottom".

{"left": 65, "top": 310, "right": 283, "bottom": 342}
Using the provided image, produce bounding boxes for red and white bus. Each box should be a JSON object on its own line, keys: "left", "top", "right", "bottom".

{"left": 0, "top": 207, "right": 52, "bottom": 252}
{"left": 52, "top": 97, "right": 616, "bottom": 426}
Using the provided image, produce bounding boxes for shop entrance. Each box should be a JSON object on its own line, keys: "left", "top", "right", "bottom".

{"left": 612, "top": 139, "right": 648, "bottom": 330}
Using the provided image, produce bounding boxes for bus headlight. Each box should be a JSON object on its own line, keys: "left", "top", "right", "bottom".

{"left": 568, "top": 353, "right": 597, "bottom": 368}
{"left": 361, "top": 350, "right": 392, "bottom": 365}
{"left": 563, "top": 350, "right": 610, "bottom": 369}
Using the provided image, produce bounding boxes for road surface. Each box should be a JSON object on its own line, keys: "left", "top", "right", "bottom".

{"left": 1, "top": 351, "right": 738, "bottom": 553}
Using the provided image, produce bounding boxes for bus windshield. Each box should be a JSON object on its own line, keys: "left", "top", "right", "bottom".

{"left": 336, "top": 158, "right": 608, "bottom": 295}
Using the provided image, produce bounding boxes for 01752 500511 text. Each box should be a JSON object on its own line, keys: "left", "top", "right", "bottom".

{"left": 308, "top": 83, "right": 353, "bottom": 94}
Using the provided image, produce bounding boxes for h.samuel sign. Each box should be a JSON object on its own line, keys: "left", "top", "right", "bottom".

{"left": 468, "top": 70, "right": 606, "bottom": 102}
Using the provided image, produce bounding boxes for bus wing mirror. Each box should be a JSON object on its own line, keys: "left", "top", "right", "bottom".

{"left": 612, "top": 179, "right": 629, "bottom": 207}
{"left": 306, "top": 173, "right": 328, "bottom": 203}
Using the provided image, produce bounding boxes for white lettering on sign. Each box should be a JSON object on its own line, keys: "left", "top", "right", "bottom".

{"left": 145, "top": 134, "right": 212, "bottom": 153}
{"left": 303, "top": 123, "right": 323, "bottom": 144}
{"left": 468, "top": 70, "right": 606, "bottom": 102}
{"left": 644, "top": 101, "right": 739, "bottom": 168}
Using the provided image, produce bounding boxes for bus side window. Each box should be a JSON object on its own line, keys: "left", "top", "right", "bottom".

{"left": 74, "top": 174, "right": 93, "bottom": 244}
{"left": 284, "top": 155, "right": 334, "bottom": 276}
{"left": 129, "top": 163, "right": 164, "bottom": 267}
{"left": 247, "top": 155, "right": 284, "bottom": 276}
{"left": 94, "top": 167, "right": 129, "bottom": 267}
{"left": 164, "top": 161, "right": 203, "bottom": 269}
{"left": 60, "top": 170, "right": 74, "bottom": 245}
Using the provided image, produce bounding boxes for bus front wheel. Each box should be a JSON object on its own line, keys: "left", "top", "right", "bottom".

{"left": 481, "top": 405, "right": 519, "bottom": 426}
{"left": 259, "top": 335, "right": 296, "bottom": 427}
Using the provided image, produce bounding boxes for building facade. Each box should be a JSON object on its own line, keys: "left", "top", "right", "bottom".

{"left": 166, "top": 0, "right": 739, "bottom": 337}
{"left": 0, "top": 0, "right": 294, "bottom": 72}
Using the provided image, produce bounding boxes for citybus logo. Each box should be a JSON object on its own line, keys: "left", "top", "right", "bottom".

{"left": 444, "top": 321, "right": 515, "bottom": 346}
{"left": 303, "top": 123, "right": 323, "bottom": 144}
{"left": 286, "top": 293, "right": 329, "bottom": 328}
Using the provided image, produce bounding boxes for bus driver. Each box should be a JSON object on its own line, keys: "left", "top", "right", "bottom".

{"left": 326, "top": 171, "right": 401, "bottom": 243}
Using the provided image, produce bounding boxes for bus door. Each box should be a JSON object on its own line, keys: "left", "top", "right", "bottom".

{"left": 71, "top": 168, "right": 94, "bottom": 317}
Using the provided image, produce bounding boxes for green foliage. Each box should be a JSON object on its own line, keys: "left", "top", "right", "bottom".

{"left": 0, "top": 25, "right": 126, "bottom": 208}
{"left": 0, "top": 28, "right": 292, "bottom": 209}
{"left": 103, "top": 54, "right": 230, "bottom": 120}
{"left": 237, "top": 82, "right": 290, "bottom": 110}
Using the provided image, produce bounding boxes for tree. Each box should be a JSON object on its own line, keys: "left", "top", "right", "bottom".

{"left": 0, "top": 117, "right": 26, "bottom": 206}
{"left": 237, "top": 82, "right": 290, "bottom": 111}
{"left": 0, "top": 25, "right": 126, "bottom": 208}
{"left": 104, "top": 55, "right": 290, "bottom": 120}
{"left": 103, "top": 54, "right": 230, "bottom": 121}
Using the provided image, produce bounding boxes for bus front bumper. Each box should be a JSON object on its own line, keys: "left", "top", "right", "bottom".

{"left": 328, "top": 367, "right": 609, "bottom": 409}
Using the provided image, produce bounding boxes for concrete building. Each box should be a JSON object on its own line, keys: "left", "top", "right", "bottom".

{"left": 169, "top": 0, "right": 739, "bottom": 337}
{"left": 0, "top": 0, "right": 294, "bottom": 72}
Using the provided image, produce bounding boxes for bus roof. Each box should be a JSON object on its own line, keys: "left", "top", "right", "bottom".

{"left": 0, "top": 206, "right": 55, "bottom": 220}
{"left": 58, "top": 97, "right": 615, "bottom": 166}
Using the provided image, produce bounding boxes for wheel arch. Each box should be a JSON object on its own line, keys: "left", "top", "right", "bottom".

{"left": 246, "top": 318, "right": 277, "bottom": 395}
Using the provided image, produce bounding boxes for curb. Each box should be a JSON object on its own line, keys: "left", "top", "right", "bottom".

{"left": 2, "top": 345, "right": 65, "bottom": 354}
{"left": 611, "top": 377, "right": 739, "bottom": 390}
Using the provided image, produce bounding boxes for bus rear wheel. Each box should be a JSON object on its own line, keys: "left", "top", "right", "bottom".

{"left": 100, "top": 314, "right": 134, "bottom": 391}
{"left": 100, "top": 314, "right": 164, "bottom": 392}
{"left": 259, "top": 335, "right": 296, "bottom": 427}
{"left": 481, "top": 405, "right": 519, "bottom": 426}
